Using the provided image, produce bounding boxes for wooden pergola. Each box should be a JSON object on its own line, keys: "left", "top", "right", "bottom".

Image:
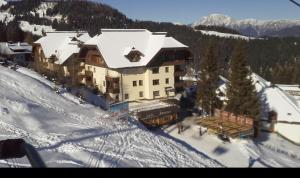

{"left": 196, "top": 117, "right": 254, "bottom": 138}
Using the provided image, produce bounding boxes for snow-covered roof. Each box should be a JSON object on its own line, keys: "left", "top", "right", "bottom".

{"left": 84, "top": 29, "right": 188, "bottom": 69}
{"left": 0, "top": 42, "right": 32, "bottom": 55}
{"left": 276, "top": 85, "right": 300, "bottom": 92}
{"left": 219, "top": 73, "right": 300, "bottom": 123}
{"left": 34, "top": 31, "right": 91, "bottom": 64}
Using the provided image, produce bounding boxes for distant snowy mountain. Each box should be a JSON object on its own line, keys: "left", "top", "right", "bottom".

{"left": 192, "top": 14, "right": 300, "bottom": 37}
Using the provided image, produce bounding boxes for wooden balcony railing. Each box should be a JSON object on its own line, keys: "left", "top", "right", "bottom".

{"left": 106, "top": 76, "right": 120, "bottom": 83}
{"left": 107, "top": 87, "right": 120, "bottom": 94}
{"left": 175, "top": 81, "right": 184, "bottom": 88}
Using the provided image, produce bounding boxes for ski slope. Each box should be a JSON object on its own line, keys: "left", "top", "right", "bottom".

{"left": 0, "top": 66, "right": 222, "bottom": 167}
{"left": 197, "top": 30, "right": 255, "bottom": 40}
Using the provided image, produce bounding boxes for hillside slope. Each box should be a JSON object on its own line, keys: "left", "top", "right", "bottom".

{"left": 0, "top": 66, "right": 222, "bottom": 167}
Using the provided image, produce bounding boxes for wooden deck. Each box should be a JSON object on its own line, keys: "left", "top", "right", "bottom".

{"left": 196, "top": 117, "right": 254, "bottom": 138}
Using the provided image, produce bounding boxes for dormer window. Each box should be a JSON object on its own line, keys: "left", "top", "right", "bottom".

{"left": 71, "top": 37, "right": 78, "bottom": 42}
{"left": 124, "top": 47, "right": 144, "bottom": 62}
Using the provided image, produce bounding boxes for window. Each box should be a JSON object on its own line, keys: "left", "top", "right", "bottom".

{"left": 126, "top": 52, "right": 142, "bottom": 62}
{"left": 139, "top": 91, "right": 144, "bottom": 97}
{"left": 133, "top": 81, "right": 137, "bottom": 87}
{"left": 86, "top": 76, "right": 92, "bottom": 82}
{"left": 125, "top": 94, "right": 129, "bottom": 100}
{"left": 139, "top": 80, "right": 143, "bottom": 86}
{"left": 125, "top": 48, "right": 144, "bottom": 62}
{"left": 103, "top": 81, "right": 106, "bottom": 87}
{"left": 94, "top": 67, "right": 96, "bottom": 73}
{"left": 153, "top": 79, "right": 159, "bottom": 85}
{"left": 165, "top": 67, "right": 169, "bottom": 73}
{"left": 153, "top": 91, "right": 160, "bottom": 97}
{"left": 152, "top": 68, "right": 159, "bottom": 74}
{"left": 166, "top": 78, "right": 169, "bottom": 84}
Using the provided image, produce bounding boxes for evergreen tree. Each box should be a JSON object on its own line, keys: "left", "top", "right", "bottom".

{"left": 197, "top": 41, "right": 221, "bottom": 116}
{"left": 24, "top": 32, "right": 34, "bottom": 44}
{"left": 226, "top": 41, "right": 261, "bottom": 137}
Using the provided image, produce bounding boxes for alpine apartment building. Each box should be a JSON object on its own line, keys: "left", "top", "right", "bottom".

{"left": 78, "top": 29, "right": 192, "bottom": 102}
{"left": 32, "top": 31, "right": 91, "bottom": 85}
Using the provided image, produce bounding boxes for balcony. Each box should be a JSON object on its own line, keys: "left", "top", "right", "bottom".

{"left": 175, "top": 81, "right": 184, "bottom": 88}
{"left": 106, "top": 76, "right": 120, "bottom": 94}
{"left": 163, "top": 59, "right": 186, "bottom": 66}
{"left": 48, "top": 56, "right": 58, "bottom": 63}
{"left": 77, "top": 69, "right": 86, "bottom": 76}
{"left": 85, "top": 70, "right": 93, "bottom": 77}
{"left": 106, "top": 76, "right": 120, "bottom": 83}
{"left": 174, "top": 69, "right": 186, "bottom": 77}
{"left": 107, "top": 87, "right": 120, "bottom": 94}
{"left": 76, "top": 58, "right": 85, "bottom": 63}
{"left": 79, "top": 62, "right": 85, "bottom": 67}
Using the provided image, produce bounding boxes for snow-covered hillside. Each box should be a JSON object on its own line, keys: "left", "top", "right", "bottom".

{"left": 196, "top": 30, "right": 255, "bottom": 40}
{"left": 29, "top": 2, "right": 66, "bottom": 23}
{"left": 192, "top": 14, "right": 300, "bottom": 37}
{"left": 0, "top": 0, "right": 56, "bottom": 36}
{"left": 0, "top": 0, "right": 7, "bottom": 7}
{"left": 0, "top": 66, "right": 221, "bottom": 167}
{"left": 19, "top": 21, "right": 55, "bottom": 36}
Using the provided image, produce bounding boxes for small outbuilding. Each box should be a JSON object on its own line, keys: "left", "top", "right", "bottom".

{"left": 0, "top": 42, "right": 32, "bottom": 66}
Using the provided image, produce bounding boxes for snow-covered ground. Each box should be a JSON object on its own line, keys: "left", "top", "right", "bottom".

{"left": 162, "top": 118, "right": 300, "bottom": 167}
{"left": 1, "top": 1, "right": 57, "bottom": 35}
{"left": 0, "top": 65, "right": 221, "bottom": 167}
{"left": 30, "top": 2, "right": 66, "bottom": 23}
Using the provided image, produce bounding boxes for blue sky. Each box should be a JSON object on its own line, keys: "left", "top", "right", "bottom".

{"left": 93, "top": 0, "right": 300, "bottom": 24}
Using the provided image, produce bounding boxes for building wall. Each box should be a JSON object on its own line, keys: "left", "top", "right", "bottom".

{"left": 120, "top": 67, "right": 147, "bottom": 101}
{"left": 33, "top": 45, "right": 75, "bottom": 84}
{"left": 85, "top": 64, "right": 176, "bottom": 102}
{"left": 118, "top": 66, "right": 175, "bottom": 101}
{"left": 85, "top": 64, "right": 109, "bottom": 93}
{"left": 145, "top": 66, "right": 175, "bottom": 99}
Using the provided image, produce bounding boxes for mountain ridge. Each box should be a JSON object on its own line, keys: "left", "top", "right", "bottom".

{"left": 192, "top": 14, "right": 300, "bottom": 37}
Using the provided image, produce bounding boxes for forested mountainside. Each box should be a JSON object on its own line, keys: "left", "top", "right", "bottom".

{"left": 0, "top": 0, "right": 300, "bottom": 85}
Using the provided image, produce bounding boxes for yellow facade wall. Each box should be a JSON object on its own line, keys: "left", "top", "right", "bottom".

{"left": 86, "top": 64, "right": 176, "bottom": 102}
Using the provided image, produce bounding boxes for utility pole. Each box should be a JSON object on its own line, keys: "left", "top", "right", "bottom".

{"left": 290, "top": 0, "right": 300, "bottom": 7}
